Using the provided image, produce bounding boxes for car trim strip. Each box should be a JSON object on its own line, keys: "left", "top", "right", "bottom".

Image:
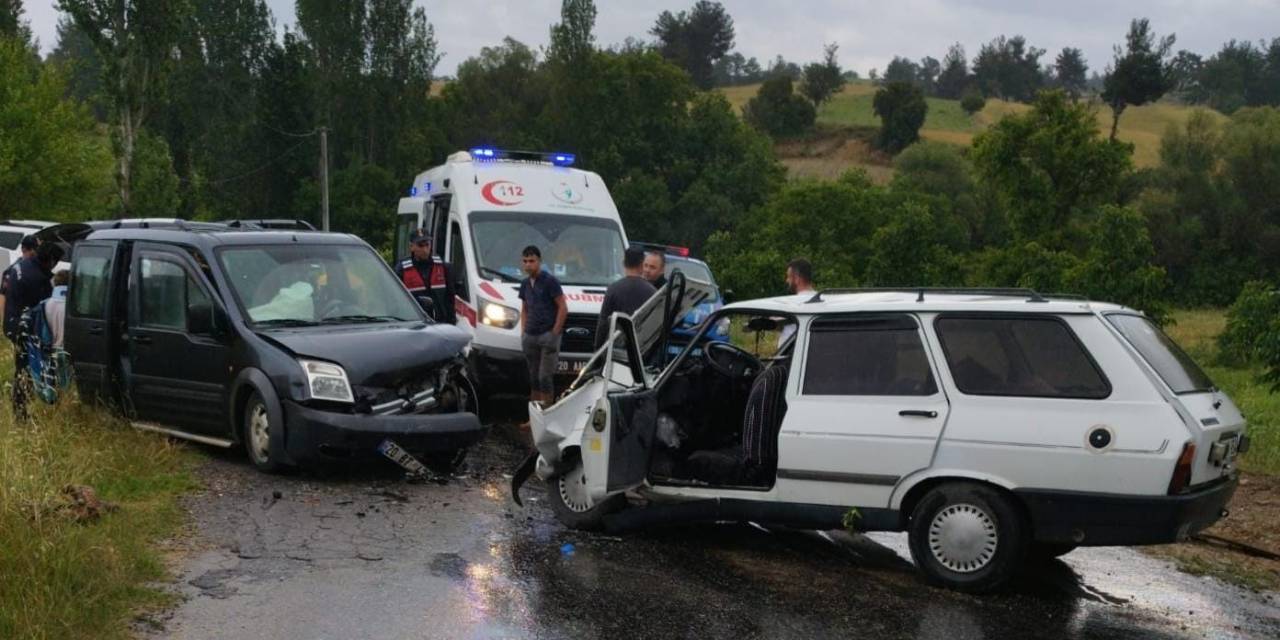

{"left": 780, "top": 430, "right": 937, "bottom": 441}
{"left": 946, "top": 437, "right": 1169, "bottom": 454}
{"left": 776, "top": 469, "right": 901, "bottom": 486}
{"left": 131, "top": 421, "right": 235, "bottom": 448}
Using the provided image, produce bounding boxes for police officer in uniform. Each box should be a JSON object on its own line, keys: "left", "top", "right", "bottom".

{"left": 395, "top": 229, "right": 457, "bottom": 324}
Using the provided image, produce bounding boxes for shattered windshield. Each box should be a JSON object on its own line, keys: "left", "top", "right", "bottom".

{"left": 469, "top": 211, "right": 626, "bottom": 286}
{"left": 217, "top": 244, "right": 421, "bottom": 326}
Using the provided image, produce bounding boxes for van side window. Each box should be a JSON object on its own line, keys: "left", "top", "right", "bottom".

{"left": 70, "top": 245, "right": 113, "bottom": 319}
{"left": 430, "top": 196, "right": 451, "bottom": 259}
{"left": 935, "top": 315, "right": 1111, "bottom": 399}
{"left": 394, "top": 214, "right": 416, "bottom": 263}
{"left": 803, "top": 314, "right": 938, "bottom": 396}
{"left": 449, "top": 220, "right": 469, "bottom": 302}
{"left": 139, "top": 256, "right": 210, "bottom": 332}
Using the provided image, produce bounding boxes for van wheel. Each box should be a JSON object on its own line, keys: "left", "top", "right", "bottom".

{"left": 907, "top": 483, "right": 1027, "bottom": 593}
{"left": 549, "top": 457, "right": 624, "bottom": 531}
{"left": 243, "top": 391, "right": 285, "bottom": 473}
{"left": 1029, "top": 542, "right": 1078, "bottom": 561}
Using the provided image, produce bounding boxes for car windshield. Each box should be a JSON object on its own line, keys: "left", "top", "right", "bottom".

{"left": 217, "top": 244, "right": 421, "bottom": 326}
{"left": 665, "top": 259, "right": 715, "bottom": 286}
{"left": 1107, "top": 314, "right": 1215, "bottom": 394}
{"left": 470, "top": 211, "right": 625, "bottom": 286}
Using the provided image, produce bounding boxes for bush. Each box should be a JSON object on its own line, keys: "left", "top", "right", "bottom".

{"left": 743, "top": 74, "right": 816, "bottom": 137}
{"left": 1219, "top": 281, "right": 1280, "bottom": 366}
{"left": 1065, "top": 205, "right": 1169, "bottom": 323}
{"left": 960, "top": 87, "right": 986, "bottom": 115}
{"left": 872, "top": 81, "right": 927, "bottom": 152}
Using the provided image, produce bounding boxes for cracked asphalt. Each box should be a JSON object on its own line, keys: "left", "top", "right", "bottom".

{"left": 142, "top": 421, "right": 1280, "bottom": 640}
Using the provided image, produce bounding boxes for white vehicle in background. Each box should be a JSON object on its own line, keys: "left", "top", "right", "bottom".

{"left": 396, "top": 148, "right": 630, "bottom": 397}
{"left": 0, "top": 219, "right": 57, "bottom": 272}
{"left": 514, "top": 287, "right": 1245, "bottom": 592}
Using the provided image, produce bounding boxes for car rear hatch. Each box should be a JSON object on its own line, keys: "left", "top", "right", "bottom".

{"left": 1106, "top": 313, "right": 1246, "bottom": 488}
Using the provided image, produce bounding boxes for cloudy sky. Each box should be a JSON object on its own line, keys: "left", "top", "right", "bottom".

{"left": 23, "top": 1, "right": 1280, "bottom": 77}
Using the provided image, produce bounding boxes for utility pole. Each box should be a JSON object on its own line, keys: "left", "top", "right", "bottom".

{"left": 319, "top": 126, "right": 330, "bottom": 231}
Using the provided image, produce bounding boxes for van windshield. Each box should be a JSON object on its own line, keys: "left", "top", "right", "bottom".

{"left": 217, "top": 244, "right": 421, "bottom": 326}
{"left": 1107, "top": 314, "right": 1215, "bottom": 394}
{"left": 469, "top": 211, "right": 625, "bottom": 286}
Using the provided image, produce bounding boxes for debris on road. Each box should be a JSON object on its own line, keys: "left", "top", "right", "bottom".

{"left": 59, "top": 484, "right": 116, "bottom": 522}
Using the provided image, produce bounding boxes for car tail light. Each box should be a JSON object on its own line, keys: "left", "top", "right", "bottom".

{"left": 668, "top": 245, "right": 690, "bottom": 257}
{"left": 1168, "top": 442, "right": 1196, "bottom": 494}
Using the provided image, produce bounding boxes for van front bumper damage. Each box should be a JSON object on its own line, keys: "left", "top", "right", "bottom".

{"left": 1016, "top": 475, "right": 1238, "bottom": 546}
{"left": 282, "top": 399, "right": 485, "bottom": 463}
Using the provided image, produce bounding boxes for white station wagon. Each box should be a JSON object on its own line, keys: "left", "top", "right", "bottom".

{"left": 512, "top": 281, "right": 1245, "bottom": 592}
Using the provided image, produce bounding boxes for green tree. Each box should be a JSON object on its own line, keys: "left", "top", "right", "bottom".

{"left": 1102, "top": 18, "right": 1175, "bottom": 140}
{"left": 1054, "top": 47, "right": 1088, "bottom": 99}
{"left": 0, "top": 36, "right": 113, "bottom": 219}
{"left": 800, "top": 43, "right": 844, "bottom": 106}
{"left": 872, "top": 81, "right": 927, "bottom": 152}
{"left": 960, "top": 87, "right": 985, "bottom": 115}
{"left": 547, "top": 0, "right": 596, "bottom": 68}
{"left": 971, "top": 90, "right": 1132, "bottom": 245}
{"left": 882, "top": 56, "right": 919, "bottom": 86}
{"left": 1218, "top": 281, "right": 1280, "bottom": 366}
{"left": 864, "top": 202, "right": 963, "bottom": 286}
{"left": 47, "top": 16, "right": 105, "bottom": 120}
{"left": 440, "top": 38, "right": 547, "bottom": 149}
{"left": 935, "top": 43, "right": 970, "bottom": 99}
{"left": 1, "top": 0, "right": 30, "bottom": 43}
{"left": 1219, "top": 107, "right": 1280, "bottom": 274}
{"left": 742, "top": 74, "right": 815, "bottom": 137}
{"left": 650, "top": 1, "right": 735, "bottom": 90}
{"left": 1065, "top": 205, "right": 1169, "bottom": 322}
{"left": 972, "top": 35, "right": 1046, "bottom": 102}
{"left": 58, "top": 0, "right": 189, "bottom": 213}
{"left": 129, "top": 131, "right": 180, "bottom": 218}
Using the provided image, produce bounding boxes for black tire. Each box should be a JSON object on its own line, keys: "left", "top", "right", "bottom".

{"left": 907, "top": 482, "right": 1028, "bottom": 593}
{"left": 548, "top": 455, "right": 625, "bottom": 531}
{"left": 1029, "top": 542, "right": 1078, "bottom": 561}
{"left": 243, "top": 391, "right": 286, "bottom": 473}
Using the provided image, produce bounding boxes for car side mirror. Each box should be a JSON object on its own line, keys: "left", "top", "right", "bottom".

{"left": 722, "top": 288, "right": 736, "bottom": 304}
{"left": 416, "top": 295, "right": 437, "bottom": 320}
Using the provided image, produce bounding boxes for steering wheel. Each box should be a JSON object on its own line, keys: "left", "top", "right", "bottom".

{"left": 319, "top": 299, "right": 362, "bottom": 320}
{"left": 702, "top": 341, "right": 763, "bottom": 380}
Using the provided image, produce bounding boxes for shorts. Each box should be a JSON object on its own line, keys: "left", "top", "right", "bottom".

{"left": 522, "top": 331, "right": 561, "bottom": 396}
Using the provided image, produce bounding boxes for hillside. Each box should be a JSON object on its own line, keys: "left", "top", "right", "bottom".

{"left": 720, "top": 80, "right": 1227, "bottom": 180}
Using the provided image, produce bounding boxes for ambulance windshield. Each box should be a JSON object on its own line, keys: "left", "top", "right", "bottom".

{"left": 470, "top": 212, "right": 626, "bottom": 286}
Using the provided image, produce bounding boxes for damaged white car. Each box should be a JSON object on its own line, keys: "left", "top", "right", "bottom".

{"left": 512, "top": 284, "right": 1244, "bottom": 592}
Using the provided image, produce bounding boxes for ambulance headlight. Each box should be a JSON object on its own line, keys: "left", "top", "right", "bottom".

{"left": 480, "top": 299, "right": 519, "bottom": 329}
{"left": 299, "top": 359, "right": 354, "bottom": 403}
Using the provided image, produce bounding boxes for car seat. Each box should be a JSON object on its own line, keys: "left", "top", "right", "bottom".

{"left": 683, "top": 364, "right": 789, "bottom": 486}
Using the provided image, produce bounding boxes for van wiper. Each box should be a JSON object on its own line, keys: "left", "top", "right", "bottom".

{"left": 478, "top": 266, "right": 519, "bottom": 283}
{"left": 255, "top": 318, "right": 317, "bottom": 327}
{"left": 320, "top": 314, "right": 407, "bottom": 324}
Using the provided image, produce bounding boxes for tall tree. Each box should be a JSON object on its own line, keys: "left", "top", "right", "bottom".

{"left": 935, "top": 43, "right": 969, "bottom": 99}
{"left": 1102, "top": 19, "right": 1175, "bottom": 140}
{"left": 801, "top": 42, "right": 844, "bottom": 106}
{"left": 917, "top": 56, "right": 941, "bottom": 95}
{"left": 46, "top": 16, "right": 104, "bottom": 119}
{"left": 59, "top": 0, "right": 189, "bottom": 213}
{"left": 1054, "top": 47, "right": 1088, "bottom": 99}
{"left": 548, "top": 0, "right": 596, "bottom": 68}
{"left": 882, "top": 56, "right": 919, "bottom": 86}
{"left": 873, "top": 81, "right": 927, "bottom": 152}
{"left": 650, "top": 0, "right": 734, "bottom": 89}
{"left": 972, "top": 35, "right": 1045, "bottom": 102}
{"left": 1, "top": 0, "right": 30, "bottom": 42}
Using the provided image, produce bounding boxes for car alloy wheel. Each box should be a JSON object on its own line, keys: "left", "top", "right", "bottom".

{"left": 248, "top": 400, "right": 272, "bottom": 465}
{"left": 557, "top": 464, "right": 594, "bottom": 513}
{"left": 928, "top": 503, "right": 999, "bottom": 573}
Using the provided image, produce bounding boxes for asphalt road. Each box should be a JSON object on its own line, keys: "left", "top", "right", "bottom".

{"left": 142, "top": 423, "right": 1280, "bottom": 640}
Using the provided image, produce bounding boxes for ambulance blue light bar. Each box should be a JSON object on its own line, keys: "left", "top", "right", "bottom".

{"left": 468, "top": 148, "right": 576, "bottom": 167}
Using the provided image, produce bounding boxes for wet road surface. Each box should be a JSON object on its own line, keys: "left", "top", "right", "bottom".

{"left": 145, "top": 424, "right": 1280, "bottom": 640}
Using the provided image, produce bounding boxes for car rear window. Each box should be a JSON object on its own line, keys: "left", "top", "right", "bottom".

{"left": 1107, "top": 314, "right": 1214, "bottom": 394}
{"left": 803, "top": 314, "right": 938, "bottom": 396}
{"left": 935, "top": 315, "right": 1111, "bottom": 399}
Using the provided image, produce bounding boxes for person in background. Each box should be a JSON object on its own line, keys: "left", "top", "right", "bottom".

{"left": 518, "top": 246, "right": 567, "bottom": 409}
{"left": 0, "top": 235, "right": 39, "bottom": 324}
{"left": 778, "top": 258, "right": 816, "bottom": 348}
{"left": 44, "top": 270, "right": 70, "bottom": 349}
{"left": 596, "top": 247, "right": 656, "bottom": 349}
{"left": 395, "top": 228, "right": 457, "bottom": 324}
{"left": 642, "top": 251, "right": 667, "bottom": 290}
{"left": 5, "top": 242, "right": 63, "bottom": 418}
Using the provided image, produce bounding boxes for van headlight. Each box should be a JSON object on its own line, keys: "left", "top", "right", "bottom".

{"left": 299, "top": 359, "right": 354, "bottom": 403}
{"left": 479, "top": 299, "right": 519, "bottom": 329}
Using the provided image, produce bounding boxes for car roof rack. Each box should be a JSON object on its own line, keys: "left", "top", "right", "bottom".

{"left": 0, "top": 220, "right": 51, "bottom": 229}
{"left": 220, "top": 219, "right": 317, "bottom": 230}
{"left": 806, "top": 287, "right": 1061, "bottom": 304}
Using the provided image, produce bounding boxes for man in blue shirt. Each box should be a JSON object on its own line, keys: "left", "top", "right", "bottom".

{"left": 4, "top": 242, "right": 63, "bottom": 418}
{"left": 518, "top": 245, "right": 567, "bottom": 407}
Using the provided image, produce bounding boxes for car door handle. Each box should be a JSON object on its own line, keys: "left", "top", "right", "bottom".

{"left": 87, "top": 325, "right": 104, "bottom": 335}
{"left": 133, "top": 335, "right": 153, "bottom": 345}
{"left": 899, "top": 410, "right": 938, "bottom": 418}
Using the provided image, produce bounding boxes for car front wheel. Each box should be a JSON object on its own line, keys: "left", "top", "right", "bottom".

{"left": 907, "top": 482, "right": 1027, "bottom": 593}
{"left": 244, "top": 391, "right": 285, "bottom": 473}
{"left": 548, "top": 456, "right": 624, "bottom": 531}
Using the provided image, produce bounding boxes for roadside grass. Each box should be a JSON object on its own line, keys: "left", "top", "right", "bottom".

{"left": 0, "top": 349, "right": 199, "bottom": 640}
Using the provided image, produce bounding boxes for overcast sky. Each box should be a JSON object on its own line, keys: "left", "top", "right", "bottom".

{"left": 23, "top": 0, "right": 1280, "bottom": 77}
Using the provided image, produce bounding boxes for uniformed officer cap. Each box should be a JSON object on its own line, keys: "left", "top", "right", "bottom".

{"left": 410, "top": 228, "right": 432, "bottom": 244}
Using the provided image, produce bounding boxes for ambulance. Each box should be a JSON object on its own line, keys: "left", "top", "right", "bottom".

{"left": 395, "top": 148, "right": 630, "bottom": 396}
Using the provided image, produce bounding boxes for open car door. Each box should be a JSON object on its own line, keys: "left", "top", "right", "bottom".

{"left": 580, "top": 314, "right": 656, "bottom": 502}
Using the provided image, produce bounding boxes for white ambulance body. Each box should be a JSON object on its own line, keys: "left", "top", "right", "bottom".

{"left": 396, "top": 149, "right": 629, "bottom": 394}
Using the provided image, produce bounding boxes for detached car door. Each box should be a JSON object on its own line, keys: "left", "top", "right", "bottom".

{"left": 126, "top": 244, "right": 231, "bottom": 437}
{"left": 583, "top": 314, "right": 658, "bottom": 503}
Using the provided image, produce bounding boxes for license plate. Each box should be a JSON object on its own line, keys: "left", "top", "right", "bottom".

{"left": 556, "top": 359, "right": 586, "bottom": 373}
{"left": 377, "top": 439, "right": 428, "bottom": 476}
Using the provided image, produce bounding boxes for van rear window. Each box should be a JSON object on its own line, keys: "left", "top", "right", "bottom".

{"left": 1107, "top": 314, "right": 1214, "bottom": 394}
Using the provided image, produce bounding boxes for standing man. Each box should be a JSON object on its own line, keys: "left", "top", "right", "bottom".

{"left": 596, "top": 248, "right": 656, "bottom": 349}
{"left": 642, "top": 250, "right": 667, "bottom": 290}
{"left": 778, "top": 258, "right": 816, "bottom": 348}
{"left": 0, "top": 235, "right": 39, "bottom": 323}
{"left": 45, "top": 270, "right": 70, "bottom": 349}
{"left": 395, "top": 228, "right": 457, "bottom": 324}
{"left": 5, "top": 242, "right": 63, "bottom": 418}
{"left": 518, "top": 246, "right": 567, "bottom": 407}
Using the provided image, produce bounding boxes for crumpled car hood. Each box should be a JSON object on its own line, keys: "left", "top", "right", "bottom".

{"left": 258, "top": 322, "right": 471, "bottom": 387}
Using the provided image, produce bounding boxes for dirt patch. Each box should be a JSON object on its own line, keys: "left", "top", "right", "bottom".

{"left": 1146, "top": 472, "right": 1280, "bottom": 591}
{"left": 775, "top": 127, "right": 895, "bottom": 183}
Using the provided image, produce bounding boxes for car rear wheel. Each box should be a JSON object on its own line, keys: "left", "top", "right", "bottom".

{"left": 548, "top": 456, "right": 624, "bottom": 531}
{"left": 244, "top": 391, "right": 285, "bottom": 473}
{"left": 907, "top": 482, "right": 1027, "bottom": 593}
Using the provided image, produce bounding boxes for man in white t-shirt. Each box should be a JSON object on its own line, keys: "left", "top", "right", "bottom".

{"left": 777, "top": 258, "right": 815, "bottom": 349}
{"left": 45, "top": 270, "right": 69, "bottom": 349}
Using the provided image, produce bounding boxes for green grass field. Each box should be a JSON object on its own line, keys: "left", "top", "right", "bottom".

{"left": 0, "top": 347, "right": 199, "bottom": 640}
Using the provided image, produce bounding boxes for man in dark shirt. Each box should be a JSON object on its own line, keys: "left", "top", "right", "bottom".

{"left": 595, "top": 248, "right": 655, "bottom": 349}
{"left": 394, "top": 229, "right": 457, "bottom": 324}
{"left": 642, "top": 251, "right": 667, "bottom": 290}
{"left": 5, "top": 242, "right": 63, "bottom": 418}
{"left": 518, "top": 245, "right": 567, "bottom": 407}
